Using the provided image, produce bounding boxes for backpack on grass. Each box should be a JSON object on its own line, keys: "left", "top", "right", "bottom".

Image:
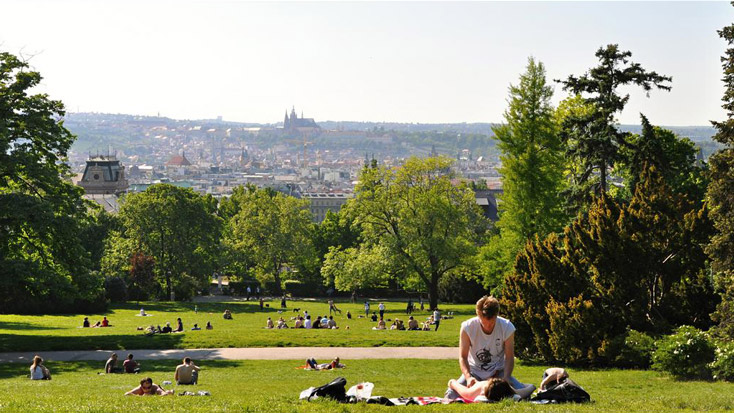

{"left": 301, "top": 377, "right": 347, "bottom": 402}
{"left": 531, "top": 378, "right": 590, "bottom": 403}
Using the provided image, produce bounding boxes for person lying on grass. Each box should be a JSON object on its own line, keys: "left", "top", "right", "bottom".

{"left": 447, "top": 377, "right": 534, "bottom": 402}
{"left": 304, "top": 357, "right": 346, "bottom": 370}
{"left": 125, "top": 377, "right": 174, "bottom": 396}
{"left": 30, "top": 355, "right": 51, "bottom": 380}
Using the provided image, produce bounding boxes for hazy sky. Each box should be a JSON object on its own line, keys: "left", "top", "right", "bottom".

{"left": 2, "top": 1, "right": 731, "bottom": 125}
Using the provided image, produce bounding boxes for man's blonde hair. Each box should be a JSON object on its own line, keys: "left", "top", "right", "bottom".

{"left": 476, "top": 295, "right": 500, "bottom": 319}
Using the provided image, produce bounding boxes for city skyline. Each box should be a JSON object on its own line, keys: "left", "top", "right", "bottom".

{"left": 2, "top": 1, "right": 731, "bottom": 126}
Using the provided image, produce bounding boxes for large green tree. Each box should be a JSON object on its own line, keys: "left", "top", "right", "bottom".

{"left": 559, "top": 45, "right": 671, "bottom": 208}
{"left": 103, "top": 184, "right": 221, "bottom": 300}
{"left": 0, "top": 52, "right": 105, "bottom": 313}
{"left": 480, "top": 58, "right": 566, "bottom": 288}
{"left": 707, "top": 13, "right": 734, "bottom": 341}
{"left": 341, "top": 156, "right": 485, "bottom": 309}
{"left": 504, "top": 166, "right": 714, "bottom": 365}
{"left": 223, "top": 187, "right": 315, "bottom": 294}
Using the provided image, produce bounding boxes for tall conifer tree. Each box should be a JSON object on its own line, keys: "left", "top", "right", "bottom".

{"left": 707, "top": 11, "right": 734, "bottom": 340}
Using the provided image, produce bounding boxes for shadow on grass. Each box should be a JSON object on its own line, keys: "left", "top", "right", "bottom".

{"left": 0, "top": 359, "right": 243, "bottom": 380}
{"left": 0, "top": 321, "right": 65, "bottom": 331}
{"left": 0, "top": 331, "right": 186, "bottom": 352}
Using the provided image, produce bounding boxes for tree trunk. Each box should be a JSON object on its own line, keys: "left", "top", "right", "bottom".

{"left": 428, "top": 276, "right": 439, "bottom": 310}
{"left": 600, "top": 160, "right": 607, "bottom": 194}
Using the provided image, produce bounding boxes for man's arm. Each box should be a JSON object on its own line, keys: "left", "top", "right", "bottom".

{"left": 174, "top": 366, "right": 180, "bottom": 381}
{"left": 502, "top": 332, "right": 515, "bottom": 382}
{"left": 459, "top": 329, "right": 475, "bottom": 387}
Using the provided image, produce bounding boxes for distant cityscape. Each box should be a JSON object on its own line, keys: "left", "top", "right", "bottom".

{"left": 66, "top": 110, "right": 719, "bottom": 222}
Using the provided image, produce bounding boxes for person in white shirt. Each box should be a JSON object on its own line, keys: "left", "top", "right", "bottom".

{"left": 445, "top": 295, "right": 531, "bottom": 399}
{"left": 304, "top": 315, "right": 312, "bottom": 329}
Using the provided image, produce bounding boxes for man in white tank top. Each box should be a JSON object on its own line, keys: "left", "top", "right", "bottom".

{"left": 445, "top": 295, "right": 528, "bottom": 399}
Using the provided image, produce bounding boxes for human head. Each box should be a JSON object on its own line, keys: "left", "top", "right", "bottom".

{"left": 484, "top": 378, "right": 515, "bottom": 401}
{"left": 476, "top": 295, "right": 500, "bottom": 319}
{"left": 111, "top": 353, "right": 118, "bottom": 360}
{"left": 127, "top": 354, "right": 134, "bottom": 360}
{"left": 32, "top": 355, "right": 43, "bottom": 367}
{"left": 193, "top": 324, "right": 198, "bottom": 328}
{"left": 177, "top": 317, "right": 181, "bottom": 322}
{"left": 103, "top": 316, "right": 107, "bottom": 320}
{"left": 184, "top": 357, "right": 191, "bottom": 364}
{"left": 140, "top": 377, "right": 154, "bottom": 393}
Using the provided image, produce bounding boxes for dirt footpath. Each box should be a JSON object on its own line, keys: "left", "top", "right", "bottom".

{"left": 0, "top": 346, "right": 458, "bottom": 363}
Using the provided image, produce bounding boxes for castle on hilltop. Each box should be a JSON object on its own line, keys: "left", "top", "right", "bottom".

{"left": 283, "top": 106, "right": 320, "bottom": 135}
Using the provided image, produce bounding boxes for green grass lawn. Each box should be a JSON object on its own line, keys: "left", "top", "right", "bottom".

{"left": 0, "top": 299, "right": 469, "bottom": 352}
{"left": 2, "top": 359, "right": 733, "bottom": 412}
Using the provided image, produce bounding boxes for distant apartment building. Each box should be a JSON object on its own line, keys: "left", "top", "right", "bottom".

{"left": 300, "top": 192, "right": 353, "bottom": 223}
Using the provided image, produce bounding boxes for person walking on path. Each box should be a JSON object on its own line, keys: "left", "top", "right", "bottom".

{"left": 420, "top": 296, "right": 424, "bottom": 312}
{"left": 364, "top": 301, "right": 370, "bottom": 317}
{"left": 246, "top": 286, "right": 251, "bottom": 301}
{"left": 281, "top": 296, "right": 287, "bottom": 309}
{"left": 444, "top": 295, "right": 528, "bottom": 399}
{"left": 378, "top": 302, "right": 385, "bottom": 319}
{"left": 406, "top": 299, "right": 413, "bottom": 314}
{"left": 433, "top": 308, "right": 441, "bottom": 331}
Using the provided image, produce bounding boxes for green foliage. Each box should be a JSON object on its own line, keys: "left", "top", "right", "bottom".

{"left": 103, "top": 276, "right": 128, "bottom": 302}
{"left": 223, "top": 186, "right": 315, "bottom": 294}
{"left": 711, "top": 341, "right": 734, "bottom": 381}
{"left": 611, "top": 329, "right": 656, "bottom": 369}
{"left": 0, "top": 51, "right": 105, "bottom": 313}
{"left": 503, "top": 166, "right": 715, "bottom": 365}
{"left": 283, "top": 279, "right": 319, "bottom": 297}
{"left": 559, "top": 44, "right": 671, "bottom": 209}
{"left": 652, "top": 326, "right": 714, "bottom": 380}
{"left": 437, "top": 272, "right": 487, "bottom": 304}
{"left": 619, "top": 115, "right": 708, "bottom": 204}
{"left": 483, "top": 58, "right": 567, "bottom": 290}
{"left": 321, "top": 244, "right": 395, "bottom": 293}
{"left": 105, "top": 184, "right": 221, "bottom": 300}
{"left": 707, "top": 9, "right": 734, "bottom": 343}
{"left": 343, "top": 157, "right": 486, "bottom": 309}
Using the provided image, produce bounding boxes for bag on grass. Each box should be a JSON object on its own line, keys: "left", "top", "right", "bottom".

{"left": 531, "top": 378, "right": 590, "bottom": 403}
{"left": 302, "top": 377, "right": 347, "bottom": 402}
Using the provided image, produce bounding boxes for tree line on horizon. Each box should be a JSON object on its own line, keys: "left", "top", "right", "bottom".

{"left": 2, "top": 14, "right": 734, "bottom": 367}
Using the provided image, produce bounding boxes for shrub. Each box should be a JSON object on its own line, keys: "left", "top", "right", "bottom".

{"left": 612, "top": 329, "right": 656, "bottom": 368}
{"left": 284, "top": 280, "right": 320, "bottom": 297}
{"left": 438, "top": 273, "right": 487, "bottom": 304}
{"left": 103, "top": 276, "right": 128, "bottom": 302}
{"left": 652, "top": 326, "right": 714, "bottom": 380}
{"left": 172, "top": 273, "right": 201, "bottom": 302}
{"left": 710, "top": 341, "right": 734, "bottom": 381}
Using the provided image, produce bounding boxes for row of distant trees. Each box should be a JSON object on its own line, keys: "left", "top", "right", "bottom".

{"left": 1, "top": 12, "right": 734, "bottom": 367}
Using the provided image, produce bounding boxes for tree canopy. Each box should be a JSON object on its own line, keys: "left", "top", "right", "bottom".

{"left": 558, "top": 44, "right": 671, "bottom": 208}
{"left": 0, "top": 51, "right": 105, "bottom": 313}
{"left": 339, "top": 156, "right": 486, "bottom": 309}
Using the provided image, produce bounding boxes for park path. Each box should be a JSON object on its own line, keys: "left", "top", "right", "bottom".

{"left": 0, "top": 347, "right": 458, "bottom": 363}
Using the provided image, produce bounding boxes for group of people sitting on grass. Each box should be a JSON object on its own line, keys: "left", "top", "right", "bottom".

{"left": 141, "top": 318, "right": 214, "bottom": 336}
{"left": 104, "top": 353, "right": 142, "bottom": 374}
{"left": 123, "top": 357, "right": 201, "bottom": 396}
{"left": 266, "top": 314, "right": 339, "bottom": 329}
{"left": 82, "top": 316, "right": 110, "bottom": 328}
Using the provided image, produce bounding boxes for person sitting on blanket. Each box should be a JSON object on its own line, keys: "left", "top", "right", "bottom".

{"left": 447, "top": 377, "right": 533, "bottom": 402}
{"left": 540, "top": 367, "right": 569, "bottom": 390}
{"left": 407, "top": 316, "right": 420, "bottom": 330}
{"left": 266, "top": 317, "right": 274, "bottom": 329}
